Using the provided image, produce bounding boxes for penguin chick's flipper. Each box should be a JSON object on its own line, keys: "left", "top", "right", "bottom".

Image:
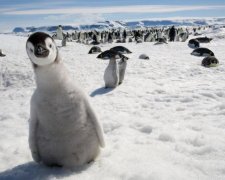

{"left": 29, "top": 97, "right": 41, "bottom": 162}
{"left": 85, "top": 99, "right": 105, "bottom": 148}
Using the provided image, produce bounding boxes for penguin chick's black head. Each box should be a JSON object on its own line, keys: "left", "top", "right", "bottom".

{"left": 27, "top": 32, "right": 52, "bottom": 58}
{"left": 26, "top": 32, "right": 58, "bottom": 67}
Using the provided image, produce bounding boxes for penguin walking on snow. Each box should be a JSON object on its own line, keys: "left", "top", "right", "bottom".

{"left": 26, "top": 32, "right": 105, "bottom": 168}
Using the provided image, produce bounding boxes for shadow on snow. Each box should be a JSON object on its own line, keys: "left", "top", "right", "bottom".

{"left": 90, "top": 87, "right": 114, "bottom": 97}
{"left": 0, "top": 161, "right": 92, "bottom": 180}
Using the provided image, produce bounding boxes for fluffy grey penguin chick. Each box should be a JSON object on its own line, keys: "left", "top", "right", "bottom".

{"left": 118, "top": 57, "right": 128, "bottom": 85}
{"left": 61, "top": 36, "right": 67, "bottom": 47}
{"left": 104, "top": 57, "right": 119, "bottom": 88}
{"left": 26, "top": 32, "right": 105, "bottom": 168}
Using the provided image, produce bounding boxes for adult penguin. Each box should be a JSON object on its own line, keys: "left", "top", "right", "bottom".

{"left": 169, "top": 26, "right": 176, "bottom": 42}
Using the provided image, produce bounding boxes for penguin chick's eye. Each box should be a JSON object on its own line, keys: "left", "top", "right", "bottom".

{"left": 49, "top": 44, "right": 52, "bottom": 48}
{"left": 30, "top": 48, "right": 33, "bottom": 53}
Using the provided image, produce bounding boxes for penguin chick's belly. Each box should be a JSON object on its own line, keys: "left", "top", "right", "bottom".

{"left": 36, "top": 97, "right": 100, "bottom": 166}
{"left": 104, "top": 67, "right": 118, "bottom": 88}
{"left": 104, "top": 73, "right": 117, "bottom": 86}
{"left": 37, "top": 128, "right": 100, "bottom": 166}
{"left": 119, "top": 64, "right": 126, "bottom": 83}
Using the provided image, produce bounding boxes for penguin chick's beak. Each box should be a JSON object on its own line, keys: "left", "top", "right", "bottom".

{"left": 35, "top": 44, "right": 49, "bottom": 58}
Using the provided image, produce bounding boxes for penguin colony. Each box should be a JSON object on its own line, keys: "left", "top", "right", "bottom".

{"left": 54, "top": 25, "right": 191, "bottom": 45}
{"left": 24, "top": 24, "right": 220, "bottom": 168}
{"left": 54, "top": 25, "right": 218, "bottom": 68}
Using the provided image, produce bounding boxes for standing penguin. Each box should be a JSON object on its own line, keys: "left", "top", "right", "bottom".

{"left": 118, "top": 57, "right": 127, "bottom": 85}
{"left": 56, "top": 25, "right": 64, "bottom": 40}
{"left": 26, "top": 32, "right": 105, "bottom": 168}
{"left": 123, "top": 29, "right": 127, "bottom": 40}
{"left": 92, "top": 34, "right": 100, "bottom": 45}
{"left": 104, "top": 55, "right": 119, "bottom": 88}
{"left": 108, "top": 32, "right": 113, "bottom": 43}
{"left": 61, "top": 35, "right": 67, "bottom": 47}
{"left": 179, "top": 32, "right": 189, "bottom": 42}
{"left": 169, "top": 26, "right": 176, "bottom": 42}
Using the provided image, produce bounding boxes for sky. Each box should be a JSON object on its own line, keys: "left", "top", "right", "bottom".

{"left": 1, "top": 0, "right": 225, "bottom": 32}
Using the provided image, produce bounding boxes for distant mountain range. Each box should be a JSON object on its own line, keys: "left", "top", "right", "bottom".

{"left": 12, "top": 18, "right": 225, "bottom": 33}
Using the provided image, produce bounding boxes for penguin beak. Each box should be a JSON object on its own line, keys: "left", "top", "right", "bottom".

{"left": 35, "top": 44, "right": 49, "bottom": 57}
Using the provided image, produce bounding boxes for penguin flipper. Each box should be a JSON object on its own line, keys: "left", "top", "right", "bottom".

{"left": 29, "top": 100, "right": 41, "bottom": 162}
{"left": 85, "top": 99, "right": 105, "bottom": 148}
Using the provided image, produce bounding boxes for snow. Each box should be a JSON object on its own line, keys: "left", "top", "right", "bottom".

{"left": 1, "top": 27, "right": 225, "bottom": 180}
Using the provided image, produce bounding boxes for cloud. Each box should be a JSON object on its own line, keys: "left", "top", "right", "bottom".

{"left": 72, "top": 13, "right": 105, "bottom": 25}
{"left": 43, "top": 13, "right": 105, "bottom": 25}
{"left": 44, "top": 14, "right": 74, "bottom": 21}
{"left": 3, "top": 5, "right": 225, "bottom": 15}
{"left": 0, "top": 1, "right": 74, "bottom": 12}
{"left": 0, "top": 8, "right": 16, "bottom": 13}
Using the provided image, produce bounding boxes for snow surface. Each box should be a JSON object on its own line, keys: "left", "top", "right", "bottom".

{"left": 1, "top": 28, "right": 225, "bottom": 180}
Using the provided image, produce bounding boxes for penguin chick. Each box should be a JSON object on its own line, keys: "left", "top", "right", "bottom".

{"left": 118, "top": 57, "right": 128, "bottom": 85}
{"left": 103, "top": 57, "right": 119, "bottom": 88}
{"left": 26, "top": 32, "right": 105, "bottom": 168}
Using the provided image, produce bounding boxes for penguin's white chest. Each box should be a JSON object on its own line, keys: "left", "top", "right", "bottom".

{"left": 36, "top": 93, "right": 85, "bottom": 134}
{"left": 104, "top": 62, "right": 119, "bottom": 88}
{"left": 191, "top": 51, "right": 200, "bottom": 56}
{"left": 56, "top": 29, "right": 63, "bottom": 40}
{"left": 188, "top": 43, "right": 196, "bottom": 48}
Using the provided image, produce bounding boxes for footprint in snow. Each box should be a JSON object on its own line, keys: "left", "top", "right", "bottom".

{"left": 139, "top": 126, "right": 153, "bottom": 134}
{"left": 158, "top": 133, "right": 175, "bottom": 142}
{"left": 130, "top": 124, "right": 153, "bottom": 134}
{"left": 180, "top": 97, "right": 193, "bottom": 103}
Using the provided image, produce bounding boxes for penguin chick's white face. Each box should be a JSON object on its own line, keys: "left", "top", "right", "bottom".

{"left": 26, "top": 32, "right": 57, "bottom": 66}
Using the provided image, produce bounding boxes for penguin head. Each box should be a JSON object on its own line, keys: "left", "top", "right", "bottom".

{"left": 121, "top": 55, "right": 129, "bottom": 61}
{"left": 210, "top": 52, "right": 215, "bottom": 56}
{"left": 202, "top": 56, "right": 219, "bottom": 67}
{"left": 211, "top": 58, "right": 218, "bottom": 64}
{"left": 26, "top": 32, "right": 57, "bottom": 67}
{"left": 97, "top": 53, "right": 103, "bottom": 59}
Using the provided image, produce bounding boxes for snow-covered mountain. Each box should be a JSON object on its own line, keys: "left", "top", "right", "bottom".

{"left": 12, "top": 21, "right": 124, "bottom": 33}
{"left": 126, "top": 17, "right": 225, "bottom": 27}
{"left": 12, "top": 18, "right": 225, "bottom": 33}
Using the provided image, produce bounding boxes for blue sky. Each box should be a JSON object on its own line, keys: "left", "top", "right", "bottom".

{"left": 1, "top": 0, "right": 225, "bottom": 32}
